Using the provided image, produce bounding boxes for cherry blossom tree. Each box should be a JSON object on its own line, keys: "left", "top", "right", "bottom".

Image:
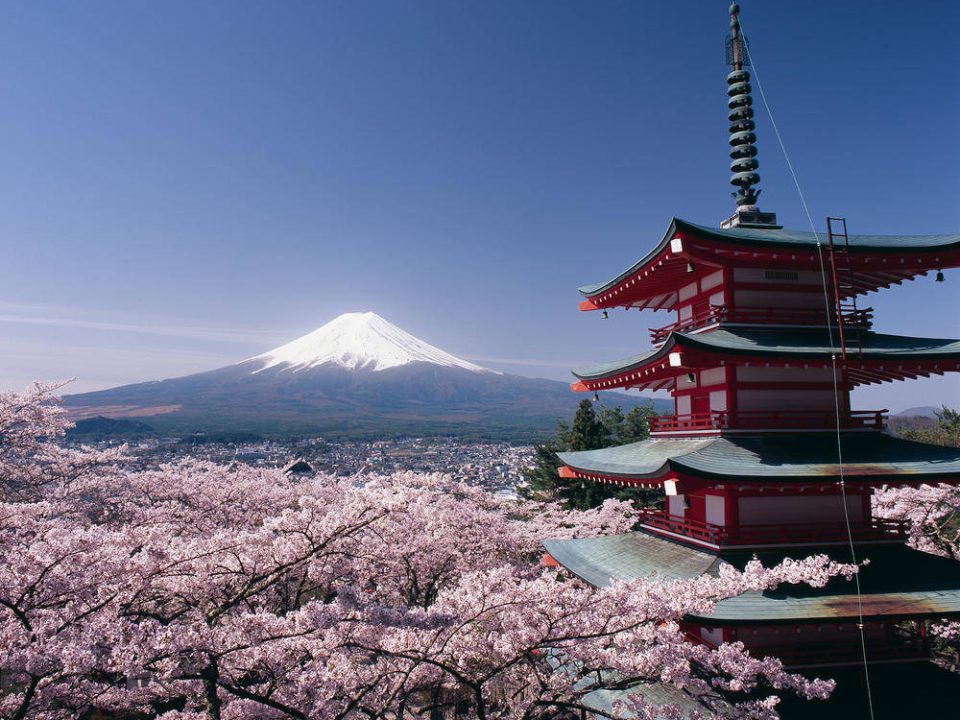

{"left": 1, "top": 385, "right": 856, "bottom": 720}
{"left": 874, "top": 481, "right": 960, "bottom": 650}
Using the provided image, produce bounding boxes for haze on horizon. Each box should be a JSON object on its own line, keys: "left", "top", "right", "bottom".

{"left": 1, "top": 0, "right": 958, "bottom": 413}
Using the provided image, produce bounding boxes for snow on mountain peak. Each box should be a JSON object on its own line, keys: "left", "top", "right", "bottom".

{"left": 250, "top": 312, "right": 496, "bottom": 374}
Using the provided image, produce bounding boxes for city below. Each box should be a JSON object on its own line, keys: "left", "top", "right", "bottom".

{"left": 78, "top": 434, "right": 535, "bottom": 497}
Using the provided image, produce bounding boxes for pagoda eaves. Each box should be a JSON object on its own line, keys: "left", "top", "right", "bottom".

{"left": 543, "top": 533, "right": 960, "bottom": 624}
{"left": 578, "top": 218, "right": 960, "bottom": 312}
{"left": 556, "top": 432, "right": 960, "bottom": 485}
{"left": 571, "top": 327, "right": 960, "bottom": 393}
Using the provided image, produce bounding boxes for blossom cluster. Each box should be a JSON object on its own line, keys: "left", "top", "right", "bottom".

{"left": 0, "top": 385, "right": 849, "bottom": 720}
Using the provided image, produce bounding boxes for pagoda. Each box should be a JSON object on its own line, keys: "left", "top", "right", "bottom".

{"left": 543, "top": 3, "right": 960, "bottom": 712}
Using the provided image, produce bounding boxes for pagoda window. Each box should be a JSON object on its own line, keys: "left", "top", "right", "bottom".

{"left": 700, "top": 626, "right": 724, "bottom": 646}
{"left": 678, "top": 281, "right": 699, "bottom": 302}
{"left": 738, "top": 494, "right": 864, "bottom": 525}
{"left": 709, "top": 390, "right": 727, "bottom": 413}
{"left": 736, "top": 366, "right": 839, "bottom": 382}
{"left": 700, "top": 367, "right": 726, "bottom": 386}
{"left": 701, "top": 270, "right": 724, "bottom": 291}
{"left": 705, "top": 494, "right": 726, "bottom": 526}
{"left": 667, "top": 494, "right": 686, "bottom": 518}
{"left": 736, "top": 388, "right": 838, "bottom": 412}
{"left": 733, "top": 288, "right": 823, "bottom": 309}
{"left": 733, "top": 267, "right": 822, "bottom": 285}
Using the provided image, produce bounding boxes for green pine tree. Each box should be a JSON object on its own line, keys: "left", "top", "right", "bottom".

{"left": 521, "top": 398, "right": 662, "bottom": 510}
{"left": 898, "top": 406, "right": 960, "bottom": 448}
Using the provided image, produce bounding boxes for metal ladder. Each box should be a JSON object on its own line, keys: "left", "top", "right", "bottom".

{"left": 825, "top": 217, "right": 863, "bottom": 360}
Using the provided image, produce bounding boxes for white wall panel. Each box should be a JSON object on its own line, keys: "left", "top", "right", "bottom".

{"left": 705, "top": 495, "right": 726, "bottom": 526}
{"left": 702, "top": 270, "right": 724, "bottom": 291}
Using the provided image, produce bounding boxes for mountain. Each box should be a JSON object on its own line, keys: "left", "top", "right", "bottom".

{"left": 64, "top": 312, "right": 668, "bottom": 439}
{"left": 250, "top": 311, "right": 492, "bottom": 374}
{"left": 894, "top": 406, "right": 940, "bottom": 419}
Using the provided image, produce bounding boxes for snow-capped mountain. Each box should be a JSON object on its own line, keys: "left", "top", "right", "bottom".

{"left": 64, "top": 312, "right": 666, "bottom": 438}
{"left": 250, "top": 312, "right": 494, "bottom": 374}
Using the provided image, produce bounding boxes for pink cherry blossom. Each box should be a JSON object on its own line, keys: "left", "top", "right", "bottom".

{"left": 0, "top": 385, "right": 865, "bottom": 720}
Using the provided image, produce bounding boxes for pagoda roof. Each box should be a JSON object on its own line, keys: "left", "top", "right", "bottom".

{"left": 542, "top": 531, "right": 960, "bottom": 623}
{"left": 556, "top": 432, "right": 960, "bottom": 483}
{"left": 572, "top": 327, "right": 960, "bottom": 383}
{"left": 578, "top": 218, "right": 960, "bottom": 308}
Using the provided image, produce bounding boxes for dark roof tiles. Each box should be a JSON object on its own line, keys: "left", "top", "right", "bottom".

{"left": 544, "top": 532, "right": 960, "bottom": 622}
{"left": 572, "top": 328, "right": 960, "bottom": 380}
{"left": 557, "top": 432, "right": 960, "bottom": 482}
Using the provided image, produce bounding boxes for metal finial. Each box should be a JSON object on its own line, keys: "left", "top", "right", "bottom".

{"left": 726, "top": 3, "right": 760, "bottom": 209}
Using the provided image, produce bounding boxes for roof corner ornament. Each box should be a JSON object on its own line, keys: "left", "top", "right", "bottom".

{"left": 720, "top": 3, "right": 779, "bottom": 229}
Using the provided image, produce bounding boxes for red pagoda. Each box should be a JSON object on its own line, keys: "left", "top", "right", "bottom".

{"left": 543, "top": 3, "right": 960, "bottom": 715}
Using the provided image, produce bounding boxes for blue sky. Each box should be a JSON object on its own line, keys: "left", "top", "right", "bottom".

{"left": 0, "top": 0, "right": 957, "bottom": 412}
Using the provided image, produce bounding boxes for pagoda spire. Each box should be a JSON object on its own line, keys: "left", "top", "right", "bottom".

{"left": 720, "top": 3, "right": 778, "bottom": 229}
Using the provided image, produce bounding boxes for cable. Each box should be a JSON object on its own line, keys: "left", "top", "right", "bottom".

{"left": 737, "top": 16, "right": 876, "bottom": 720}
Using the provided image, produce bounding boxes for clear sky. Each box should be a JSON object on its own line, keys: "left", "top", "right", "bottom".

{"left": 0, "top": 0, "right": 957, "bottom": 413}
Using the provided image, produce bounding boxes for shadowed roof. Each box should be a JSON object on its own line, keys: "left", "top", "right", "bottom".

{"left": 556, "top": 432, "right": 960, "bottom": 482}
{"left": 572, "top": 327, "right": 960, "bottom": 381}
{"left": 543, "top": 531, "right": 960, "bottom": 623}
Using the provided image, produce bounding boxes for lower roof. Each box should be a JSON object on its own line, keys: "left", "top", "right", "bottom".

{"left": 542, "top": 531, "right": 960, "bottom": 623}
{"left": 585, "top": 662, "right": 960, "bottom": 720}
{"left": 556, "top": 432, "right": 960, "bottom": 483}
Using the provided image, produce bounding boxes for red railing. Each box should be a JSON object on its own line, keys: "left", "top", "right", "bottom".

{"left": 649, "top": 305, "right": 873, "bottom": 344}
{"left": 648, "top": 409, "right": 887, "bottom": 434}
{"left": 648, "top": 414, "right": 723, "bottom": 433}
{"left": 638, "top": 509, "right": 909, "bottom": 547}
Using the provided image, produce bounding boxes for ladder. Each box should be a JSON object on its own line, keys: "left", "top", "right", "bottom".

{"left": 825, "top": 217, "right": 863, "bottom": 360}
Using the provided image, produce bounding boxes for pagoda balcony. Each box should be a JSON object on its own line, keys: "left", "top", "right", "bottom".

{"left": 648, "top": 409, "right": 888, "bottom": 434}
{"left": 649, "top": 305, "right": 873, "bottom": 344}
{"left": 638, "top": 509, "right": 909, "bottom": 549}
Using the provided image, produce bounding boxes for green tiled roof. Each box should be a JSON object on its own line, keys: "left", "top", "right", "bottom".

{"left": 585, "top": 656, "right": 960, "bottom": 720}
{"left": 557, "top": 432, "right": 960, "bottom": 482}
{"left": 572, "top": 328, "right": 960, "bottom": 380}
{"left": 584, "top": 680, "right": 712, "bottom": 718}
{"left": 543, "top": 532, "right": 960, "bottom": 623}
{"left": 578, "top": 218, "right": 960, "bottom": 297}
{"left": 681, "top": 219, "right": 960, "bottom": 252}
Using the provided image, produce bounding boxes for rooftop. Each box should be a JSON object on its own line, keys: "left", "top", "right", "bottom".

{"left": 572, "top": 327, "right": 960, "bottom": 382}
{"left": 578, "top": 218, "right": 960, "bottom": 307}
{"left": 556, "top": 432, "right": 960, "bottom": 483}
{"left": 543, "top": 531, "right": 960, "bottom": 623}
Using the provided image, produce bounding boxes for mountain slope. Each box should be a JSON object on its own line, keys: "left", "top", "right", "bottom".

{"left": 64, "top": 312, "right": 668, "bottom": 438}
{"left": 250, "top": 311, "right": 493, "bottom": 374}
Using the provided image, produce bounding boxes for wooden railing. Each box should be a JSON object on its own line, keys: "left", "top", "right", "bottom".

{"left": 649, "top": 304, "right": 873, "bottom": 344}
{"left": 648, "top": 409, "right": 888, "bottom": 433}
{"left": 638, "top": 509, "right": 908, "bottom": 547}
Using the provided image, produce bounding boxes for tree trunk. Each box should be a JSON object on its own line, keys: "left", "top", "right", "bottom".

{"left": 202, "top": 656, "right": 222, "bottom": 720}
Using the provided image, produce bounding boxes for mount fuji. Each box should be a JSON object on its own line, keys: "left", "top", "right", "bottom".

{"left": 64, "top": 312, "right": 665, "bottom": 439}
{"left": 250, "top": 312, "right": 494, "bottom": 375}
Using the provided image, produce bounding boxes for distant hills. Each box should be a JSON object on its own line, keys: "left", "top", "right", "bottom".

{"left": 64, "top": 312, "right": 669, "bottom": 440}
{"left": 894, "top": 406, "right": 940, "bottom": 419}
